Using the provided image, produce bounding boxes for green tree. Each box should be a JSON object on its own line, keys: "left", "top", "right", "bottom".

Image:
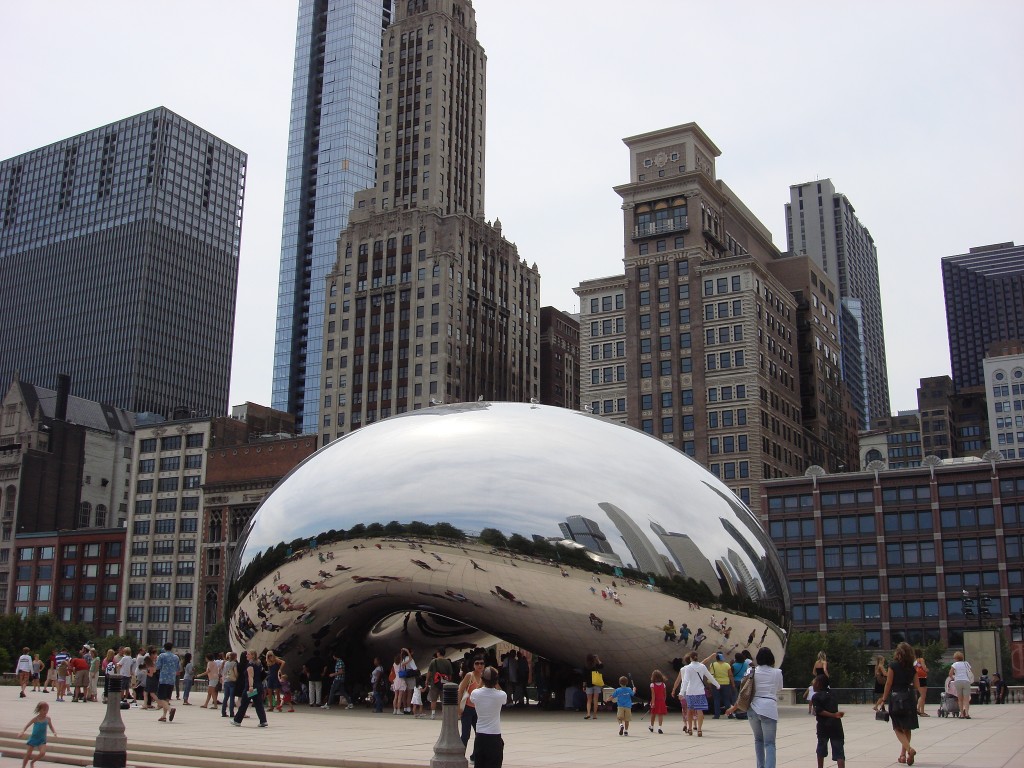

{"left": 781, "top": 624, "right": 870, "bottom": 688}
{"left": 432, "top": 522, "right": 465, "bottom": 540}
{"left": 201, "top": 621, "right": 229, "bottom": 662}
{"left": 478, "top": 527, "right": 507, "bottom": 547}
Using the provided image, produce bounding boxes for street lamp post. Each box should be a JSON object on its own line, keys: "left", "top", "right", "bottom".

{"left": 961, "top": 587, "right": 993, "bottom": 630}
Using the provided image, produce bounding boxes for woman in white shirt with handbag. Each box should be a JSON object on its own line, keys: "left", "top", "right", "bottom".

{"left": 672, "top": 651, "right": 720, "bottom": 737}
{"left": 745, "top": 647, "right": 784, "bottom": 768}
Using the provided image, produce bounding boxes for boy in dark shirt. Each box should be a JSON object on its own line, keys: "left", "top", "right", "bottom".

{"left": 811, "top": 674, "right": 845, "bottom": 768}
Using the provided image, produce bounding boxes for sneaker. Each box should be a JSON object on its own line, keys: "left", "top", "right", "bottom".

{"left": 648, "top": 726, "right": 654, "bottom": 732}
{"left": 658, "top": 728, "right": 664, "bottom": 734}
{"left": 321, "top": 705, "right": 330, "bottom": 710}
{"left": 618, "top": 723, "right": 624, "bottom": 736}
{"left": 258, "top": 722, "right": 269, "bottom": 728}
{"left": 230, "top": 720, "right": 241, "bottom": 726}
{"left": 431, "top": 713, "right": 436, "bottom": 720}
{"left": 169, "top": 708, "right": 176, "bottom": 722}
{"left": 624, "top": 731, "right": 629, "bottom": 736}
{"left": 346, "top": 704, "right": 354, "bottom": 709}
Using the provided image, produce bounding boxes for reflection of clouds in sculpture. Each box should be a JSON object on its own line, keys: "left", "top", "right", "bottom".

{"left": 229, "top": 403, "right": 789, "bottom": 675}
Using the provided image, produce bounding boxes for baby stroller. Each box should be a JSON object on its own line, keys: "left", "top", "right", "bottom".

{"left": 937, "top": 692, "right": 959, "bottom": 718}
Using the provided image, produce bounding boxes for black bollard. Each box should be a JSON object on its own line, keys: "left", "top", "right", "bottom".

{"left": 430, "top": 681, "right": 468, "bottom": 768}
{"left": 91, "top": 675, "right": 128, "bottom": 768}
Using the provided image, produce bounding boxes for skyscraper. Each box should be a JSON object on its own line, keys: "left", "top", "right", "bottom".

{"left": 942, "top": 242, "right": 1024, "bottom": 390}
{"left": 318, "top": 0, "right": 539, "bottom": 439}
{"left": 577, "top": 124, "right": 808, "bottom": 512}
{"left": 0, "top": 107, "right": 246, "bottom": 417}
{"left": 272, "top": 0, "right": 394, "bottom": 434}
{"left": 784, "top": 179, "right": 889, "bottom": 428}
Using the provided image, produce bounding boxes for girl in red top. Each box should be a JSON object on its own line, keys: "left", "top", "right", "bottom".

{"left": 649, "top": 669, "right": 668, "bottom": 734}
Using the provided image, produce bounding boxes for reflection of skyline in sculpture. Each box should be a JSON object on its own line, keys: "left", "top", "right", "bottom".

{"left": 226, "top": 402, "right": 789, "bottom": 678}
{"left": 650, "top": 521, "right": 721, "bottom": 591}
{"left": 727, "top": 548, "right": 765, "bottom": 602}
{"left": 599, "top": 502, "right": 669, "bottom": 577}
{"left": 559, "top": 515, "right": 616, "bottom": 556}
{"left": 704, "top": 482, "right": 789, "bottom": 615}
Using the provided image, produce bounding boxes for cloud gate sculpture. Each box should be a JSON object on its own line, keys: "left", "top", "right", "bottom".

{"left": 227, "top": 402, "right": 788, "bottom": 687}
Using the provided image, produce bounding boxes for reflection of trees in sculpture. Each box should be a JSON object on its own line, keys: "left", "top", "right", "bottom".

{"left": 228, "top": 518, "right": 782, "bottom": 628}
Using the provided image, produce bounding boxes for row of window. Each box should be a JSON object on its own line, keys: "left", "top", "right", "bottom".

{"left": 17, "top": 543, "right": 117, "bottom": 561}
{"left": 708, "top": 461, "right": 750, "bottom": 480}
{"left": 138, "top": 434, "right": 204, "bottom": 453}
{"left": 770, "top": 479, "right": 1021, "bottom": 512}
{"left": 127, "top": 582, "right": 193, "bottom": 600}
{"left": 590, "top": 399, "right": 626, "bottom": 415}
{"left": 131, "top": 540, "right": 195, "bottom": 555}
{"left": 15, "top": 562, "right": 120, "bottom": 581}
{"left": 14, "top": 578, "right": 121, "bottom": 601}
{"left": 126, "top": 606, "right": 192, "bottom": 623}
{"left": 138, "top": 457, "right": 202, "bottom": 473}
{"left": 636, "top": 260, "right": 688, "bottom": 283}
{"left": 587, "top": 294, "right": 626, "bottom": 314}
{"left": 136, "top": 466, "right": 201, "bottom": 491}
{"left": 589, "top": 317, "right": 625, "bottom": 338}
{"left": 792, "top": 604, "right": 882, "bottom": 623}
{"left": 132, "top": 518, "right": 198, "bottom": 535}
{"left": 128, "top": 561, "right": 195, "bottom": 576}
{"left": 14, "top": 605, "right": 119, "bottom": 623}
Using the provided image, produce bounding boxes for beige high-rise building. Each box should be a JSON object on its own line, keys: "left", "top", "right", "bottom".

{"left": 577, "top": 124, "right": 808, "bottom": 513}
{"left": 320, "top": 0, "right": 538, "bottom": 440}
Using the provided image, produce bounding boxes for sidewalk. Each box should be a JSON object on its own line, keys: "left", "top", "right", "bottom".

{"left": 1, "top": 686, "right": 1021, "bottom": 767}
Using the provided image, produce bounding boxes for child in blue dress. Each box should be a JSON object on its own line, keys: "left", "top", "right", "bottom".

{"left": 612, "top": 676, "right": 636, "bottom": 736}
{"left": 19, "top": 701, "right": 56, "bottom": 767}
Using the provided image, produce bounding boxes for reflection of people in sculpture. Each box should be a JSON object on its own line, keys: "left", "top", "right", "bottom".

{"left": 334, "top": 564, "right": 351, "bottom": 571}
{"left": 662, "top": 620, "right": 677, "bottom": 641}
{"left": 411, "top": 559, "right": 434, "bottom": 570}
{"left": 589, "top": 613, "right": 604, "bottom": 631}
{"left": 746, "top": 630, "right": 756, "bottom": 647}
{"left": 470, "top": 559, "right": 486, "bottom": 571}
{"left": 692, "top": 629, "right": 707, "bottom": 652}
{"left": 758, "top": 627, "right": 769, "bottom": 647}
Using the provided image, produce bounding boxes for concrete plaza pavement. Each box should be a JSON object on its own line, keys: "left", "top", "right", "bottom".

{"left": 0, "top": 686, "right": 1021, "bottom": 768}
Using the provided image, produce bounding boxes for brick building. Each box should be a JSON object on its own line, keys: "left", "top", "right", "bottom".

{"left": 763, "top": 456, "right": 1024, "bottom": 649}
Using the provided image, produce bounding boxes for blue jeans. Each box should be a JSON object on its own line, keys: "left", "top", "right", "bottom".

{"left": 748, "top": 709, "right": 777, "bottom": 768}
{"left": 221, "top": 681, "right": 235, "bottom": 717}
{"left": 183, "top": 679, "right": 193, "bottom": 702}
{"left": 460, "top": 706, "right": 478, "bottom": 750}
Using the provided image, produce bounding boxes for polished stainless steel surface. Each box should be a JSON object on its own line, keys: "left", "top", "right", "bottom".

{"left": 227, "top": 402, "right": 788, "bottom": 676}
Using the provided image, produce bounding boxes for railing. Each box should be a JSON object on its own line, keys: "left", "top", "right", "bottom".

{"left": 632, "top": 216, "right": 688, "bottom": 239}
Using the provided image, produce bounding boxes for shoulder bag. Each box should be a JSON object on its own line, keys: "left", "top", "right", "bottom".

{"left": 735, "top": 669, "right": 756, "bottom": 712}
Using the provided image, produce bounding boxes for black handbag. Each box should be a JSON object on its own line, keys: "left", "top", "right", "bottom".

{"left": 875, "top": 706, "right": 890, "bottom": 722}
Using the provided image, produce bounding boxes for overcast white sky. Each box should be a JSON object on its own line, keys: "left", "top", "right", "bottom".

{"left": 2, "top": 1, "right": 1022, "bottom": 415}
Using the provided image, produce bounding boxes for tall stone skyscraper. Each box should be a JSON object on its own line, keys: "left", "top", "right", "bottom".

{"left": 784, "top": 179, "right": 889, "bottom": 428}
{"left": 942, "top": 242, "right": 1024, "bottom": 391}
{"left": 272, "top": 0, "right": 394, "bottom": 434}
{"left": 578, "top": 124, "right": 805, "bottom": 512}
{"left": 318, "top": 0, "right": 539, "bottom": 441}
{"left": 0, "top": 107, "right": 246, "bottom": 416}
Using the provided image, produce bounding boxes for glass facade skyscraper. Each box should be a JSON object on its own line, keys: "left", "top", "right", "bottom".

{"left": 943, "top": 242, "right": 1024, "bottom": 391}
{"left": 272, "top": 0, "right": 393, "bottom": 433}
{"left": 0, "top": 107, "right": 246, "bottom": 416}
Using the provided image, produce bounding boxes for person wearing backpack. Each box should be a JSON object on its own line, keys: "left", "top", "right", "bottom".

{"left": 427, "top": 647, "right": 454, "bottom": 720}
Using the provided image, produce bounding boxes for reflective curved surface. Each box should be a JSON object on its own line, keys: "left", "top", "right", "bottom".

{"left": 227, "top": 403, "right": 788, "bottom": 677}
